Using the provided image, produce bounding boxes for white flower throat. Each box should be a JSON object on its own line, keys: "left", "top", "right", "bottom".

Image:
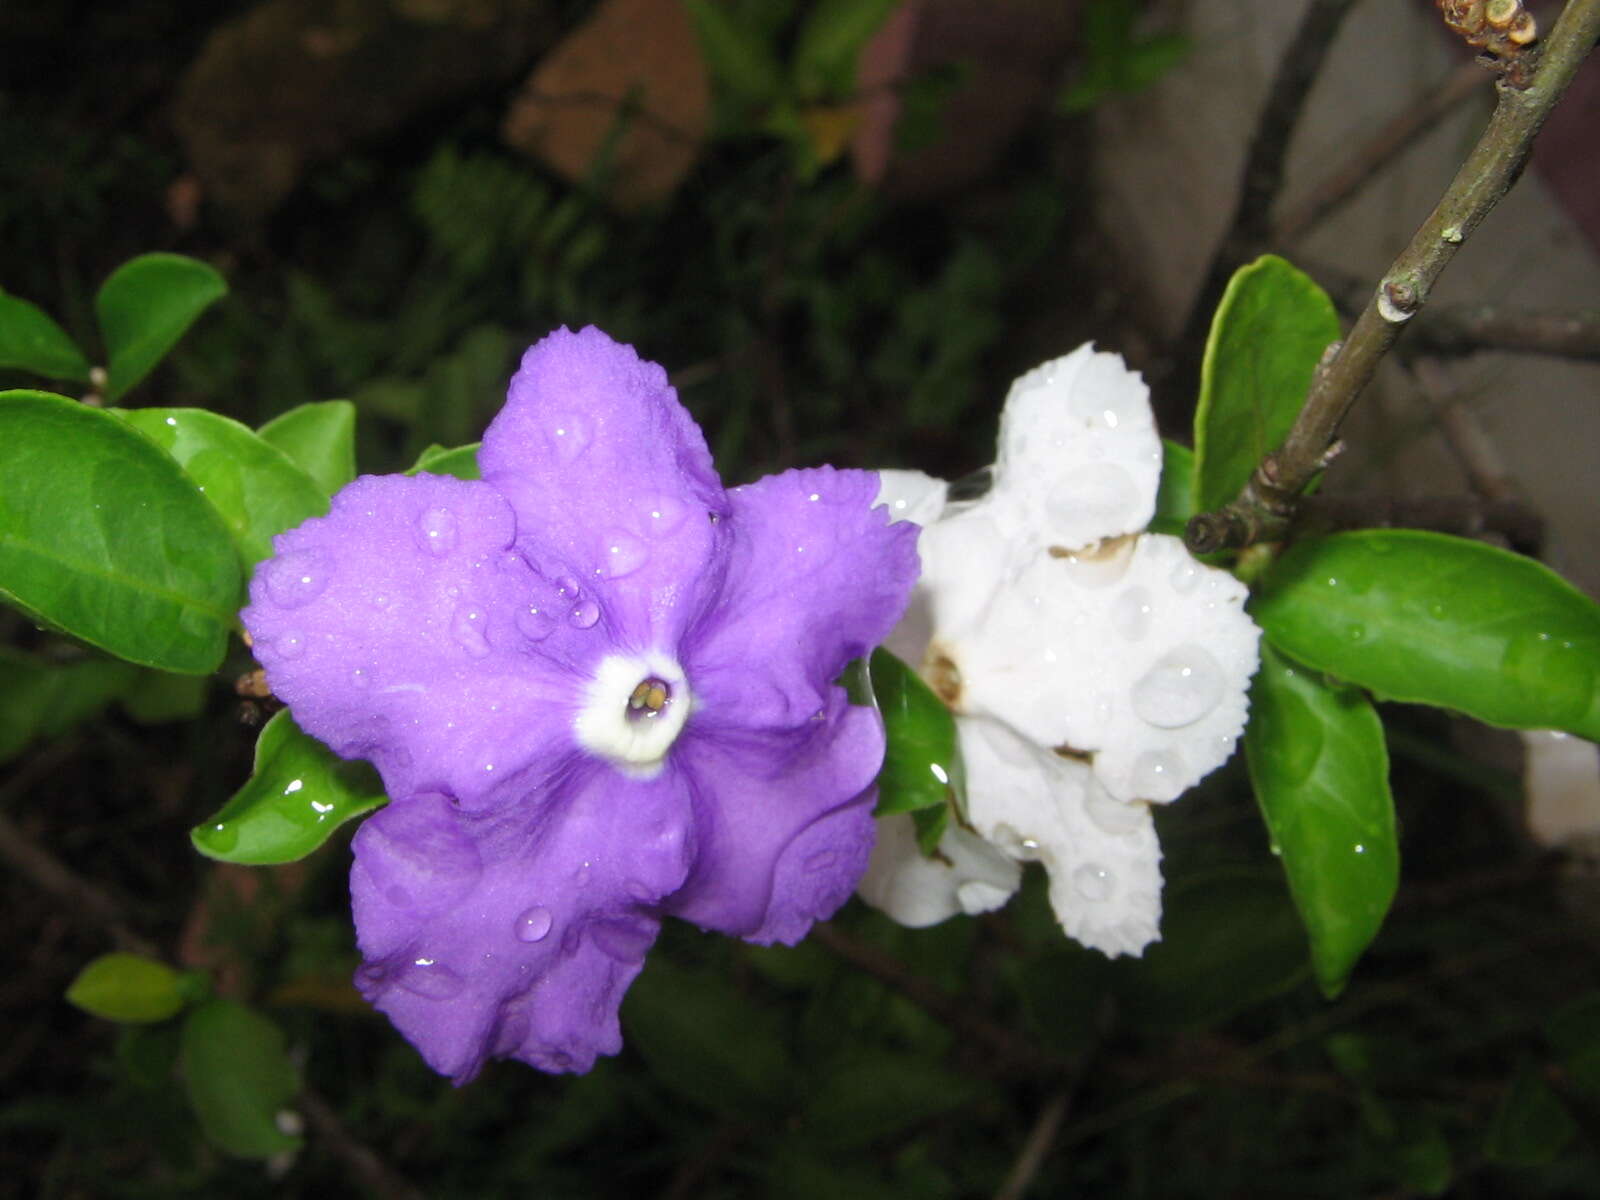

{"left": 575, "top": 653, "right": 692, "bottom": 775}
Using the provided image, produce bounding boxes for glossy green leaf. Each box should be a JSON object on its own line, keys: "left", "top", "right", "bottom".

{"left": 258, "top": 400, "right": 357, "bottom": 495}
{"left": 0, "top": 390, "right": 240, "bottom": 673}
{"left": 1194, "top": 255, "right": 1339, "bottom": 512}
{"left": 66, "top": 953, "right": 187, "bottom": 1024}
{"left": 793, "top": 0, "right": 898, "bottom": 98}
{"left": 0, "top": 649, "right": 137, "bottom": 764}
{"left": 909, "top": 802, "right": 950, "bottom": 856}
{"left": 1115, "top": 867, "right": 1308, "bottom": 1031}
{"left": 0, "top": 288, "right": 91, "bottom": 382}
{"left": 180, "top": 999, "right": 300, "bottom": 1158}
{"left": 191, "top": 710, "right": 387, "bottom": 865}
{"left": 867, "top": 648, "right": 964, "bottom": 820}
{"left": 407, "top": 441, "right": 482, "bottom": 480}
{"left": 1255, "top": 530, "right": 1600, "bottom": 740}
{"left": 117, "top": 408, "right": 328, "bottom": 567}
{"left": 1150, "top": 438, "right": 1196, "bottom": 536}
{"left": 96, "top": 254, "right": 226, "bottom": 403}
{"left": 1246, "top": 643, "right": 1396, "bottom": 997}
{"left": 1484, "top": 1061, "right": 1577, "bottom": 1166}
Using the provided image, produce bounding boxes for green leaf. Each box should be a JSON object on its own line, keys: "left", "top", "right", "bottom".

{"left": 116, "top": 407, "right": 328, "bottom": 567}
{"left": 1254, "top": 531, "right": 1600, "bottom": 740}
{"left": 793, "top": 0, "right": 898, "bottom": 98}
{"left": 1245, "top": 643, "right": 1396, "bottom": 997}
{"left": 867, "top": 648, "right": 964, "bottom": 819}
{"left": 67, "top": 953, "right": 187, "bottom": 1024}
{"left": 910, "top": 802, "right": 950, "bottom": 856}
{"left": 684, "top": 0, "right": 785, "bottom": 106}
{"left": 1484, "top": 1061, "right": 1578, "bottom": 1166}
{"left": 258, "top": 400, "right": 357, "bottom": 495}
{"left": 119, "top": 668, "right": 209, "bottom": 724}
{"left": 96, "top": 253, "right": 227, "bottom": 403}
{"left": 0, "top": 288, "right": 91, "bottom": 383}
{"left": 0, "top": 649, "right": 138, "bottom": 764}
{"left": 1150, "top": 438, "right": 1196, "bottom": 536}
{"left": 1193, "top": 255, "right": 1339, "bottom": 512}
{"left": 191, "top": 710, "right": 387, "bottom": 865}
{"left": 1115, "top": 867, "right": 1308, "bottom": 1031}
{"left": 180, "top": 999, "right": 300, "bottom": 1158}
{"left": 0, "top": 390, "right": 240, "bottom": 673}
{"left": 406, "top": 441, "right": 482, "bottom": 481}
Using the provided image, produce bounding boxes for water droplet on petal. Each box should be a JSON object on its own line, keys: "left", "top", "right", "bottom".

{"left": 514, "top": 906, "right": 553, "bottom": 943}
{"left": 555, "top": 574, "right": 581, "bottom": 600}
{"left": 1113, "top": 585, "right": 1153, "bottom": 641}
{"left": 1046, "top": 464, "right": 1139, "bottom": 543}
{"left": 265, "top": 551, "right": 331, "bottom": 608}
{"left": 416, "top": 507, "right": 457, "bottom": 556}
{"left": 1170, "top": 560, "right": 1201, "bottom": 594}
{"left": 398, "top": 958, "right": 463, "bottom": 999}
{"left": 516, "top": 604, "right": 555, "bottom": 641}
{"left": 590, "top": 919, "right": 653, "bottom": 964}
{"left": 451, "top": 605, "right": 490, "bottom": 658}
{"left": 569, "top": 598, "right": 600, "bottom": 629}
{"left": 1131, "top": 645, "right": 1225, "bottom": 729}
{"left": 1072, "top": 863, "right": 1114, "bottom": 901}
{"left": 548, "top": 414, "right": 591, "bottom": 462}
{"left": 804, "top": 850, "right": 838, "bottom": 874}
{"left": 1085, "top": 789, "right": 1146, "bottom": 836}
{"left": 274, "top": 632, "right": 306, "bottom": 659}
{"left": 350, "top": 666, "right": 371, "bottom": 688}
{"left": 641, "top": 494, "right": 689, "bottom": 535}
{"left": 1131, "top": 749, "right": 1185, "bottom": 801}
{"left": 601, "top": 531, "right": 649, "bottom": 579}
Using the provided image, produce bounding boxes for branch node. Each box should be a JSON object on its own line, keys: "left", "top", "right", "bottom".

{"left": 1379, "top": 276, "right": 1421, "bottom": 323}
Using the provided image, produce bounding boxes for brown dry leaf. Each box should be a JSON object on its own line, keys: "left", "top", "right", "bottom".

{"left": 501, "top": 0, "right": 710, "bottom": 210}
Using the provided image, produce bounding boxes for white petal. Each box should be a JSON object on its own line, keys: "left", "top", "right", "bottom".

{"left": 857, "top": 812, "right": 1021, "bottom": 928}
{"left": 874, "top": 469, "right": 949, "bottom": 527}
{"left": 1523, "top": 729, "right": 1600, "bottom": 849}
{"left": 945, "top": 533, "right": 1259, "bottom": 803}
{"left": 984, "top": 345, "right": 1161, "bottom": 552}
{"left": 960, "top": 716, "right": 1163, "bottom": 956}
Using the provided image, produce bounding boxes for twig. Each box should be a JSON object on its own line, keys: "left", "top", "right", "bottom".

{"left": 1273, "top": 60, "right": 1489, "bottom": 244}
{"left": 1186, "top": 0, "right": 1600, "bottom": 554}
{"left": 992, "top": 1091, "right": 1071, "bottom": 1200}
{"left": 1411, "top": 357, "right": 1520, "bottom": 502}
{"left": 1164, "top": 0, "right": 1360, "bottom": 409}
{"left": 299, "top": 1086, "right": 427, "bottom": 1200}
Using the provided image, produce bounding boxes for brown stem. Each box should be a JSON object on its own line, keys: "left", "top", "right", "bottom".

{"left": 1187, "top": 0, "right": 1600, "bottom": 554}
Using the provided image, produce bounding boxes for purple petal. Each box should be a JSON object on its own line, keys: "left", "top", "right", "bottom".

{"left": 666, "top": 695, "right": 883, "bottom": 942}
{"left": 479, "top": 327, "right": 727, "bottom": 653}
{"left": 242, "top": 472, "right": 608, "bottom": 810}
{"left": 351, "top": 772, "right": 695, "bottom": 1082}
{"left": 686, "top": 466, "right": 921, "bottom": 732}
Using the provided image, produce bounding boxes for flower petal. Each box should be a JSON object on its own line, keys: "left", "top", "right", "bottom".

{"left": 857, "top": 812, "right": 1020, "bottom": 927}
{"left": 351, "top": 770, "right": 694, "bottom": 1081}
{"left": 666, "top": 696, "right": 884, "bottom": 943}
{"left": 244, "top": 473, "right": 608, "bottom": 810}
{"left": 960, "top": 716, "right": 1163, "bottom": 956}
{"left": 479, "top": 326, "right": 727, "bottom": 652}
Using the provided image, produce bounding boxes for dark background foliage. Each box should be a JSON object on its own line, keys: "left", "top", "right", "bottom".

{"left": 3, "top": 1, "right": 1599, "bottom": 1196}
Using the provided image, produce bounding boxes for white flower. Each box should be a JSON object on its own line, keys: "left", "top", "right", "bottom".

{"left": 864, "top": 345, "right": 1260, "bottom": 956}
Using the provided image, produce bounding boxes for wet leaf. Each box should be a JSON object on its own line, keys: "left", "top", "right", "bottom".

{"left": 868, "top": 648, "right": 965, "bottom": 821}
{"left": 1151, "top": 438, "right": 1196, "bottom": 536}
{"left": 407, "top": 441, "right": 482, "bottom": 481}
{"left": 95, "top": 253, "right": 226, "bottom": 402}
{"left": 0, "top": 288, "right": 90, "bottom": 382}
{"left": 258, "top": 400, "right": 357, "bottom": 495}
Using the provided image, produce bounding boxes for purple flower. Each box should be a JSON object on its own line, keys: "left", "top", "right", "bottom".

{"left": 243, "top": 327, "right": 919, "bottom": 1081}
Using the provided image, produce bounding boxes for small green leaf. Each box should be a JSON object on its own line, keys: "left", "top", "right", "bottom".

{"left": 1194, "top": 255, "right": 1339, "bottom": 512}
{"left": 0, "top": 288, "right": 91, "bottom": 383}
{"left": 0, "top": 649, "right": 138, "bottom": 764}
{"left": 1115, "top": 867, "right": 1308, "bottom": 1031}
{"left": 685, "top": 0, "right": 785, "bottom": 106}
{"left": 116, "top": 407, "right": 328, "bottom": 567}
{"left": 867, "top": 648, "right": 964, "bottom": 819}
{"left": 180, "top": 999, "right": 300, "bottom": 1158}
{"left": 1150, "top": 438, "right": 1196, "bottom": 536}
{"left": 1246, "top": 643, "right": 1396, "bottom": 997}
{"left": 1484, "top": 1061, "right": 1578, "bottom": 1166}
{"left": 0, "top": 390, "right": 240, "bottom": 673}
{"left": 1254, "top": 531, "right": 1600, "bottom": 740}
{"left": 66, "top": 953, "right": 187, "bottom": 1024}
{"left": 192, "top": 710, "right": 387, "bottom": 865}
{"left": 406, "top": 441, "right": 482, "bottom": 481}
{"left": 793, "top": 0, "right": 898, "bottom": 98}
{"left": 258, "top": 400, "right": 357, "bottom": 495}
{"left": 96, "top": 253, "right": 227, "bottom": 403}
{"left": 910, "top": 802, "right": 950, "bottom": 856}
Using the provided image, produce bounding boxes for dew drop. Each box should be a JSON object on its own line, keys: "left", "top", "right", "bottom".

{"left": 416, "top": 507, "right": 457, "bottom": 556}
{"left": 274, "top": 632, "right": 306, "bottom": 659}
{"left": 205, "top": 822, "right": 239, "bottom": 854}
{"left": 804, "top": 849, "right": 838, "bottom": 874}
{"left": 1131, "top": 645, "right": 1226, "bottom": 729}
{"left": 1131, "top": 749, "right": 1185, "bottom": 801}
{"left": 265, "top": 551, "right": 331, "bottom": 608}
{"left": 350, "top": 666, "right": 371, "bottom": 688}
{"left": 1085, "top": 789, "right": 1146, "bottom": 836}
{"left": 555, "top": 574, "right": 581, "bottom": 600}
{"left": 601, "top": 531, "right": 649, "bottom": 579}
{"left": 1072, "top": 863, "right": 1114, "bottom": 901}
{"left": 1429, "top": 602, "right": 1447, "bottom": 619}
{"left": 1170, "top": 561, "right": 1201, "bottom": 594}
{"left": 517, "top": 604, "right": 555, "bottom": 641}
{"left": 451, "top": 605, "right": 490, "bottom": 658}
{"left": 590, "top": 919, "right": 653, "bottom": 964}
{"left": 1113, "top": 585, "right": 1153, "bottom": 641}
{"left": 569, "top": 598, "right": 600, "bottom": 629}
{"left": 398, "top": 959, "right": 464, "bottom": 1000}
{"left": 1345, "top": 624, "right": 1366, "bottom": 643}
{"left": 548, "top": 414, "right": 592, "bottom": 462}
{"left": 641, "top": 494, "right": 689, "bottom": 535}
{"left": 515, "top": 906, "right": 553, "bottom": 943}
